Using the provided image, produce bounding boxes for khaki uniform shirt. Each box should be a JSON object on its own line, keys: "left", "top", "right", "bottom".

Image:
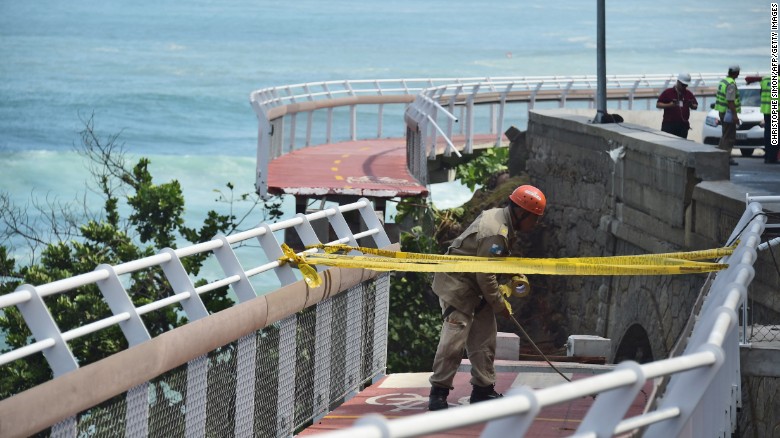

{"left": 432, "top": 207, "right": 515, "bottom": 315}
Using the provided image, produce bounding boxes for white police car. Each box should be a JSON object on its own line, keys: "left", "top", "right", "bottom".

{"left": 702, "top": 76, "right": 764, "bottom": 156}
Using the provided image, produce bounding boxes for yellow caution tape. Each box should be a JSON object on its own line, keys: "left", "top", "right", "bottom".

{"left": 280, "top": 244, "right": 323, "bottom": 288}
{"left": 279, "top": 244, "right": 732, "bottom": 288}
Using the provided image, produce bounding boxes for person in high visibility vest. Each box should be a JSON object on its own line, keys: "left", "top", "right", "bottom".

{"left": 427, "top": 185, "right": 545, "bottom": 411}
{"left": 714, "top": 65, "right": 741, "bottom": 165}
{"left": 760, "top": 75, "right": 778, "bottom": 163}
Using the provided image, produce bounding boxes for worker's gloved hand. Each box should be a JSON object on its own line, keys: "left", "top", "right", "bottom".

{"left": 510, "top": 275, "right": 531, "bottom": 298}
{"left": 498, "top": 284, "right": 513, "bottom": 298}
{"left": 499, "top": 300, "right": 512, "bottom": 319}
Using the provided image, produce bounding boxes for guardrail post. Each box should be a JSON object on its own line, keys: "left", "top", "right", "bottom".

{"left": 327, "top": 208, "right": 360, "bottom": 249}
{"left": 350, "top": 105, "right": 357, "bottom": 140}
{"left": 495, "top": 85, "right": 511, "bottom": 147}
{"left": 294, "top": 214, "right": 329, "bottom": 273}
{"left": 306, "top": 111, "right": 314, "bottom": 146}
{"left": 50, "top": 416, "right": 77, "bottom": 438}
{"left": 465, "top": 88, "right": 478, "bottom": 154}
{"left": 159, "top": 248, "right": 210, "bottom": 321}
{"left": 276, "top": 315, "right": 297, "bottom": 436}
{"left": 257, "top": 224, "right": 299, "bottom": 286}
{"left": 326, "top": 108, "right": 333, "bottom": 144}
{"left": 289, "top": 113, "right": 298, "bottom": 152}
{"left": 576, "top": 361, "right": 646, "bottom": 436}
{"left": 345, "top": 281, "right": 365, "bottom": 396}
{"left": 94, "top": 264, "right": 152, "bottom": 346}
{"left": 15, "top": 284, "right": 79, "bottom": 377}
{"left": 234, "top": 333, "right": 257, "bottom": 437}
{"left": 481, "top": 386, "right": 540, "bottom": 436}
{"left": 213, "top": 235, "right": 257, "bottom": 303}
{"left": 645, "top": 343, "right": 725, "bottom": 436}
{"left": 313, "top": 298, "right": 333, "bottom": 419}
{"left": 377, "top": 103, "right": 385, "bottom": 138}
{"left": 357, "top": 198, "right": 391, "bottom": 248}
{"left": 185, "top": 355, "right": 208, "bottom": 438}
{"left": 125, "top": 382, "right": 150, "bottom": 437}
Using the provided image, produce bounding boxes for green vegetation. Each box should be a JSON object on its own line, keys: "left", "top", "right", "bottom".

{"left": 455, "top": 147, "right": 509, "bottom": 191}
{"left": 386, "top": 198, "right": 443, "bottom": 373}
{"left": 0, "top": 117, "right": 279, "bottom": 399}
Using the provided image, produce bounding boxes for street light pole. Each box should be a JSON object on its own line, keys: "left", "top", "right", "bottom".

{"left": 595, "top": 0, "right": 607, "bottom": 123}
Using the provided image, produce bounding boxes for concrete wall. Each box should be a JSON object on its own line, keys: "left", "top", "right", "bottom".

{"left": 522, "top": 110, "right": 779, "bottom": 436}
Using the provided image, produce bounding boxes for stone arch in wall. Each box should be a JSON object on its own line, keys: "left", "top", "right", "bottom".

{"left": 604, "top": 274, "right": 669, "bottom": 365}
{"left": 614, "top": 323, "right": 654, "bottom": 364}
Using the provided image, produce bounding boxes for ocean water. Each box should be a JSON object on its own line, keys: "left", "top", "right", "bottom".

{"left": 0, "top": 0, "right": 767, "bottom": 264}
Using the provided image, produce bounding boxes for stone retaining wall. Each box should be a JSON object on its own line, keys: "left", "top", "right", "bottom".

{"left": 521, "top": 110, "right": 779, "bottom": 436}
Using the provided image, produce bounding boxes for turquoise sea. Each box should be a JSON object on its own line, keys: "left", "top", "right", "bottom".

{"left": 0, "top": 0, "right": 768, "bottom": 265}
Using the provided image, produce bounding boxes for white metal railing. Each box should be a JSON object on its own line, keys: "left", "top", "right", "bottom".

{"left": 0, "top": 199, "right": 390, "bottom": 378}
{"left": 312, "top": 199, "right": 774, "bottom": 437}
{"left": 249, "top": 73, "right": 751, "bottom": 199}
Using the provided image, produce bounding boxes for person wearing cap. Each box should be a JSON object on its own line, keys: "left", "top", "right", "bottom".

{"left": 428, "top": 185, "right": 546, "bottom": 411}
{"left": 656, "top": 73, "right": 699, "bottom": 139}
{"left": 714, "top": 65, "right": 741, "bottom": 165}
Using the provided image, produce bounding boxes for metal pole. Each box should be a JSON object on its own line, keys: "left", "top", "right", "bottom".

{"left": 595, "top": 0, "right": 607, "bottom": 123}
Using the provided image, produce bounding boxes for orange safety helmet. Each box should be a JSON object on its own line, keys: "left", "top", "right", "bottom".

{"left": 509, "top": 185, "right": 546, "bottom": 216}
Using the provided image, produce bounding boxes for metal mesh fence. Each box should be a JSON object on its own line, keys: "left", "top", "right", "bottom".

{"left": 744, "top": 324, "right": 780, "bottom": 343}
{"left": 53, "top": 273, "right": 389, "bottom": 438}
{"left": 743, "top": 294, "right": 780, "bottom": 344}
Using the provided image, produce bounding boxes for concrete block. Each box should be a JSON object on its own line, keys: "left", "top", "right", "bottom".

{"left": 566, "top": 335, "right": 611, "bottom": 358}
{"left": 496, "top": 332, "right": 519, "bottom": 360}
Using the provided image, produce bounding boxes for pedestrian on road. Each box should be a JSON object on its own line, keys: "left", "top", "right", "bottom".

{"left": 760, "top": 75, "right": 778, "bottom": 164}
{"left": 715, "top": 65, "right": 741, "bottom": 166}
{"left": 428, "top": 184, "right": 546, "bottom": 411}
{"left": 656, "top": 73, "right": 698, "bottom": 139}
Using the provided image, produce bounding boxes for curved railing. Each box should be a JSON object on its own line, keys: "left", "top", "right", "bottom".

{"left": 0, "top": 200, "right": 394, "bottom": 437}
{"left": 0, "top": 199, "right": 390, "bottom": 377}
{"left": 249, "top": 73, "right": 733, "bottom": 198}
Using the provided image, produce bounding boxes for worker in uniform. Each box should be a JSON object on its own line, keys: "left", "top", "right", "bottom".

{"left": 428, "top": 185, "right": 546, "bottom": 411}
{"left": 714, "top": 65, "right": 741, "bottom": 166}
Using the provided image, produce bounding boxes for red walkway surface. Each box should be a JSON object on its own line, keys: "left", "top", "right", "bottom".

{"left": 268, "top": 135, "right": 502, "bottom": 198}
{"left": 300, "top": 364, "right": 652, "bottom": 437}
{"left": 268, "top": 138, "right": 426, "bottom": 198}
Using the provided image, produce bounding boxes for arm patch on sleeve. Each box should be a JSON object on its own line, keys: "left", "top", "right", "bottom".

{"left": 489, "top": 243, "right": 506, "bottom": 256}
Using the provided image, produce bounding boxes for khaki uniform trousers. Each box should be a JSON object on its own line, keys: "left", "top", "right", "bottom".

{"left": 718, "top": 120, "right": 737, "bottom": 156}
{"left": 429, "top": 298, "right": 497, "bottom": 389}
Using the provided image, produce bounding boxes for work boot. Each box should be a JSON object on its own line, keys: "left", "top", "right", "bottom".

{"left": 428, "top": 386, "right": 450, "bottom": 411}
{"left": 469, "top": 384, "right": 503, "bottom": 404}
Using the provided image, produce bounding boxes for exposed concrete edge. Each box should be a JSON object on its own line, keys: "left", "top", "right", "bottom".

{"left": 459, "top": 359, "right": 616, "bottom": 375}
{"left": 740, "top": 346, "right": 780, "bottom": 377}
{"left": 0, "top": 243, "right": 398, "bottom": 438}
{"left": 530, "top": 109, "right": 729, "bottom": 181}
